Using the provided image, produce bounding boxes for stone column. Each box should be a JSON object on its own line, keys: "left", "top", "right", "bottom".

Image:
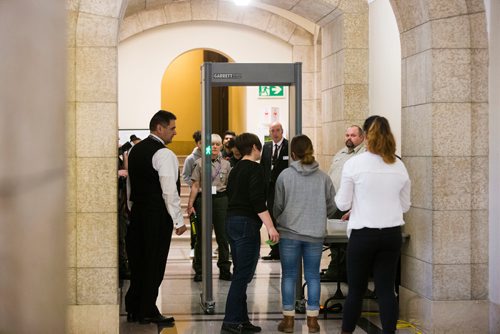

{"left": 319, "top": 1, "right": 368, "bottom": 169}
{"left": 394, "top": 0, "right": 490, "bottom": 332}
{"left": 489, "top": 1, "right": 500, "bottom": 331}
{"left": 291, "top": 28, "right": 320, "bottom": 162}
{"left": 0, "top": 0, "right": 67, "bottom": 332}
{"left": 67, "top": 0, "right": 124, "bottom": 332}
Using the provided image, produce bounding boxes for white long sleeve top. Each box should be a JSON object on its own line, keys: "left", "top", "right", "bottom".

{"left": 335, "top": 151, "right": 411, "bottom": 237}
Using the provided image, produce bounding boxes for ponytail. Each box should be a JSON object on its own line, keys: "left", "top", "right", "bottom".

{"left": 291, "top": 135, "right": 315, "bottom": 164}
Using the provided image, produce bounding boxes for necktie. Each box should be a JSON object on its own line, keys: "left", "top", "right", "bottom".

{"left": 272, "top": 143, "right": 279, "bottom": 165}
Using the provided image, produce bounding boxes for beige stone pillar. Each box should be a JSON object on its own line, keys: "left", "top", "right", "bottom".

{"left": 291, "top": 28, "right": 320, "bottom": 162}
{"left": 319, "top": 1, "right": 368, "bottom": 169}
{"left": 67, "top": 0, "right": 124, "bottom": 332}
{"left": 0, "top": 0, "right": 67, "bottom": 332}
{"left": 489, "top": 1, "right": 500, "bottom": 332}
{"left": 393, "top": 0, "right": 490, "bottom": 332}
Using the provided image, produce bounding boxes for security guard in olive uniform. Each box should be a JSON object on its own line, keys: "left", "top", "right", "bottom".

{"left": 187, "top": 134, "right": 232, "bottom": 282}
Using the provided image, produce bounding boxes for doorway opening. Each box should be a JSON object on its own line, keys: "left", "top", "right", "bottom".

{"left": 161, "top": 49, "right": 244, "bottom": 155}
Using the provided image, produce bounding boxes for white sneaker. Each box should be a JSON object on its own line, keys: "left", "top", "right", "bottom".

{"left": 190, "top": 249, "right": 195, "bottom": 259}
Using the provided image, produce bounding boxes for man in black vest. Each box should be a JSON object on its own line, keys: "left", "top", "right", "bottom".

{"left": 125, "top": 110, "right": 187, "bottom": 325}
{"left": 260, "top": 121, "right": 289, "bottom": 260}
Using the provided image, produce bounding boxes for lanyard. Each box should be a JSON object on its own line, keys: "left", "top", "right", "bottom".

{"left": 211, "top": 159, "right": 222, "bottom": 182}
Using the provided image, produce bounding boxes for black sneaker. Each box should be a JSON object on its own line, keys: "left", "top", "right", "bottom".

{"left": 221, "top": 323, "right": 243, "bottom": 334}
{"left": 242, "top": 321, "right": 261, "bottom": 332}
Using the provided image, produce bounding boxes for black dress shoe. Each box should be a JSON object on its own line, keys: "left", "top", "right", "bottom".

{"left": 138, "top": 314, "right": 175, "bottom": 325}
{"left": 242, "top": 321, "right": 261, "bottom": 332}
{"left": 219, "top": 272, "right": 233, "bottom": 281}
{"left": 261, "top": 254, "right": 280, "bottom": 260}
{"left": 193, "top": 273, "right": 202, "bottom": 282}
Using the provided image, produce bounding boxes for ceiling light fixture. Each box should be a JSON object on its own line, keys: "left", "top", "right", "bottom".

{"left": 234, "top": 0, "right": 251, "bottom": 6}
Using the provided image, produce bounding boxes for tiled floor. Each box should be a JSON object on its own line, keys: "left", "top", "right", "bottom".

{"left": 119, "top": 236, "right": 417, "bottom": 334}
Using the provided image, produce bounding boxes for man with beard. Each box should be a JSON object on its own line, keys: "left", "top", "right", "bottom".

{"left": 322, "top": 125, "right": 365, "bottom": 281}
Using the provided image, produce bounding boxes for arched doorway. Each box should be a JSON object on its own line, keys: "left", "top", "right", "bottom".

{"left": 160, "top": 49, "right": 245, "bottom": 154}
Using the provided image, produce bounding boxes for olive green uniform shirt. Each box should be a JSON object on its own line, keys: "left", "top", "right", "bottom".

{"left": 328, "top": 142, "right": 366, "bottom": 191}
{"left": 191, "top": 156, "right": 231, "bottom": 193}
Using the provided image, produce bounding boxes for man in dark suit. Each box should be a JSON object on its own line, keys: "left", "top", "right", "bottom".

{"left": 125, "top": 110, "right": 187, "bottom": 325}
{"left": 260, "top": 121, "right": 289, "bottom": 260}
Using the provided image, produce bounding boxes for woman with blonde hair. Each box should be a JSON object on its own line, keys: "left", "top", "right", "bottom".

{"left": 335, "top": 116, "right": 411, "bottom": 334}
{"left": 274, "top": 134, "right": 336, "bottom": 333}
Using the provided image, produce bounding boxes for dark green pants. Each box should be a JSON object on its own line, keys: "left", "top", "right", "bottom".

{"left": 193, "top": 194, "right": 231, "bottom": 275}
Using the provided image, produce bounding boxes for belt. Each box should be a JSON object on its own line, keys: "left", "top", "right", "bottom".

{"left": 213, "top": 191, "right": 227, "bottom": 198}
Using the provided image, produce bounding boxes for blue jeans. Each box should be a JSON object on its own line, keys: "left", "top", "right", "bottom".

{"left": 223, "top": 215, "right": 262, "bottom": 325}
{"left": 279, "top": 238, "right": 323, "bottom": 311}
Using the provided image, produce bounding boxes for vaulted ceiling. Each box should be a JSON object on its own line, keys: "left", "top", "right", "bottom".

{"left": 124, "top": 0, "right": 342, "bottom": 25}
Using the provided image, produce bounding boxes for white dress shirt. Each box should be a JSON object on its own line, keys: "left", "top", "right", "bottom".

{"left": 272, "top": 138, "right": 284, "bottom": 156}
{"left": 335, "top": 151, "right": 411, "bottom": 236}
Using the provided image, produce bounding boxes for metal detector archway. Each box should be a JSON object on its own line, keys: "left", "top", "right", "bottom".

{"left": 199, "top": 62, "right": 302, "bottom": 314}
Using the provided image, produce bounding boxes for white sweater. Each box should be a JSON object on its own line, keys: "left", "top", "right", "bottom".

{"left": 335, "top": 151, "right": 411, "bottom": 237}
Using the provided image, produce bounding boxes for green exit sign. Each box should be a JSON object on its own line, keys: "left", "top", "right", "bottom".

{"left": 259, "top": 86, "right": 285, "bottom": 97}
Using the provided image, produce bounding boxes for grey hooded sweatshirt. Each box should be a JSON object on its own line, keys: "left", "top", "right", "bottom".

{"left": 273, "top": 160, "right": 337, "bottom": 243}
{"left": 181, "top": 147, "right": 202, "bottom": 186}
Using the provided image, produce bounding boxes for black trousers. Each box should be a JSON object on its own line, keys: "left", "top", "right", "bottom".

{"left": 342, "top": 226, "right": 402, "bottom": 334}
{"left": 125, "top": 202, "right": 173, "bottom": 318}
{"left": 266, "top": 182, "right": 279, "bottom": 257}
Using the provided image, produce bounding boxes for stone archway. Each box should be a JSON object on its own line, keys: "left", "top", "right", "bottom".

{"left": 66, "top": 0, "right": 321, "bottom": 331}
{"left": 66, "top": 0, "right": 492, "bottom": 332}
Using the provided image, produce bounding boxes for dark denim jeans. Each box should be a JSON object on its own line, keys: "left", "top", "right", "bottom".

{"left": 223, "top": 215, "right": 262, "bottom": 325}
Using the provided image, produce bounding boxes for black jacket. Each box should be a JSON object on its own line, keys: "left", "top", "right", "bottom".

{"left": 261, "top": 138, "right": 289, "bottom": 187}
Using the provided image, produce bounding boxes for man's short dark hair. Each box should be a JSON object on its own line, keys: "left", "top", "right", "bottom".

{"left": 224, "top": 130, "right": 236, "bottom": 138}
{"left": 149, "top": 110, "right": 176, "bottom": 131}
{"left": 130, "top": 134, "right": 141, "bottom": 142}
{"left": 226, "top": 138, "right": 236, "bottom": 149}
{"left": 235, "top": 133, "right": 262, "bottom": 156}
{"left": 192, "top": 130, "right": 202, "bottom": 143}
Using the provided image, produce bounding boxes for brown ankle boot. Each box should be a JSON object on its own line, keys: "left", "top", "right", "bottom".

{"left": 277, "top": 315, "right": 294, "bottom": 333}
{"left": 307, "top": 316, "right": 320, "bottom": 333}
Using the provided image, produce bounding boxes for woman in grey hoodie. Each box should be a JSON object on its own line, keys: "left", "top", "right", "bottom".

{"left": 273, "top": 134, "right": 337, "bottom": 333}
